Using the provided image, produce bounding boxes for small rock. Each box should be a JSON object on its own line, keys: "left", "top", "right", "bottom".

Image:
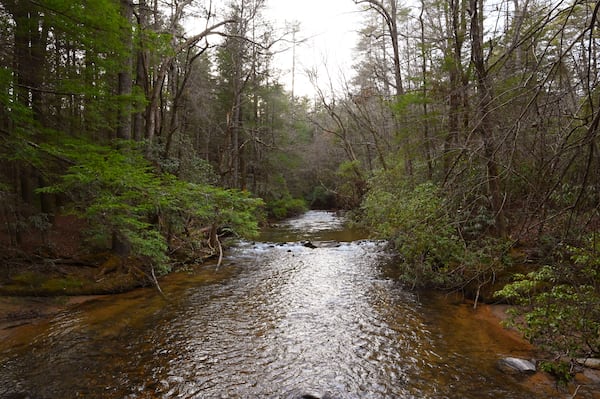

{"left": 303, "top": 241, "right": 317, "bottom": 249}
{"left": 576, "top": 358, "right": 600, "bottom": 370}
{"left": 497, "top": 357, "right": 536, "bottom": 374}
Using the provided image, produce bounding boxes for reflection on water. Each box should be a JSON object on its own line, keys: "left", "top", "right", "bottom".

{"left": 0, "top": 211, "right": 546, "bottom": 398}
{"left": 259, "top": 210, "right": 365, "bottom": 243}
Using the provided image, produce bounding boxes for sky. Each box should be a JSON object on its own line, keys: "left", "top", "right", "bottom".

{"left": 263, "top": 0, "right": 363, "bottom": 98}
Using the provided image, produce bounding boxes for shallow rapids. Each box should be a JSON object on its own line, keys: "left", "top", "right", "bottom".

{"left": 0, "top": 211, "right": 546, "bottom": 398}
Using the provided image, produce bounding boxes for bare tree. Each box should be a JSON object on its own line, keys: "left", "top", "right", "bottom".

{"left": 354, "top": 0, "right": 404, "bottom": 97}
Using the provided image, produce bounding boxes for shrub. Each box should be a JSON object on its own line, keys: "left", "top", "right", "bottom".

{"left": 360, "top": 170, "right": 464, "bottom": 287}
{"left": 360, "top": 168, "right": 511, "bottom": 291}
{"left": 267, "top": 194, "right": 307, "bottom": 219}
{"left": 40, "top": 139, "right": 264, "bottom": 273}
{"left": 308, "top": 185, "right": 336, "bottom": 209}
{"left": 496, "top": 234, "right": 600, "bottom": 357}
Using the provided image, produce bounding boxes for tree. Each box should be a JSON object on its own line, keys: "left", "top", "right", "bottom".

{"left": 354, "top": 0, "right": 404, "bottom": 97}
{"left": 469, "top": 0, "right": 506, "bottom": 236}
{"left": 0, "top": 0, "right": 128, "bottom": 245}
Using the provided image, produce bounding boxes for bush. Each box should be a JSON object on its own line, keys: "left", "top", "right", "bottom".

{"left": 360, "top": 170, "right": 464, "bottom": 287}
{"left": 496, "top": 234, "right": 600, "bottom": 357}
{"left": 308, "top": 185, "right": 336, "bottom": 209}
{"left": 40, "top": 139, "right": 264, "bottom": 273}
{"left": 359, "top": 168, "right": 511, "bottom": 291}
{"left": 335, "top": 160, "right": 366, "bottom": 209}
{"left": 267, "top": 194, "right": 307, "bottom": 219}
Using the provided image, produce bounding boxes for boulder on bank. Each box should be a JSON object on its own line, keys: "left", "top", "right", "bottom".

{"left": 497, "top": 357, "right": 537, "bottom": 374}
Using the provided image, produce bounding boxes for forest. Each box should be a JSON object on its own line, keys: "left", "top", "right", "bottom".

{"left": 0, "top": 0, "right": 599, "bottom": 374}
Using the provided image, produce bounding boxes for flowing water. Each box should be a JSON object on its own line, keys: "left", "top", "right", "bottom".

{"left": 0, "top": 211, "right": 553, "bottom": 398}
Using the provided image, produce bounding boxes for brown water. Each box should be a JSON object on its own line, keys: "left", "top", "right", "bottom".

{"left": 0, "top": 211, "right": 552, "bottom": 398}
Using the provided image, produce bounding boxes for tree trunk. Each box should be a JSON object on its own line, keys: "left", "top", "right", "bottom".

{"left": 116, "top": 0, "right": 134, "bottom": 140}
{"left": 419, "top": 2, "right": 433, "bottom": 179}
{"left": 470, "top": 0, "right": 506, "bottom": 236}
{"left": 355, "top": 0, "right": 404, "bottom": 96}
{"left": 112, "top": 230, "right": 131, "bottom": 256}
{"left": 133, "top": 0, "right": 149, "bottom": 142}
{"left": 444, "top": 0, "right": 467, "bottom": 175}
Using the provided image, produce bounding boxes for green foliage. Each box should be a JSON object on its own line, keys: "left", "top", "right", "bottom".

{"left": 539, "top": 360, "right": 573, "bottom": 386}
{"left": 40, "top": 139, "right": 263, "bottom": 272}
{"left": 359, "top": 166, "right": 511, "bottom": 289}
{"left": 460, "top": 205, "right": 497, "bottom": 240}
{"left": 360, "top": 169, "right": 464, "bottom": 287}
{"left": 48, "top": 0, "right": 124, "bottom": 44}
{"left": 392, "top": 92, "right": 429, "bottom": 114}
{"left": 308, "top": 186, "right": 337, "bottom": 209}
{"left": 179, "top": 157, "right": 219, "bottom": 185}
{"left": 334, "top": 160, "right": 366, "bottom": 209}
{"left": 496, "top": 235, "right": 600, "bottom": 357}
{"left": 266, "top": 194, "right": 307, "bottom": 220}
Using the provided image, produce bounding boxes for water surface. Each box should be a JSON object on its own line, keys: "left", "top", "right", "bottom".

{"left": 0, "top": 211, "right": 547, "bottom": 398}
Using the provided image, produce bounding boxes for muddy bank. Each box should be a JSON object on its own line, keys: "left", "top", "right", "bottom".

{"left": 0, "top": 259, "right": 230, "bottom": 341}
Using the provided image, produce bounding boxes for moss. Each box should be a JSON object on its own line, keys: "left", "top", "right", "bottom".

{"left": 10, "top": 271, "right": 47, "bottom": 288}
{"left": 1, "top": 265, "right": 144, "bottom": 296}
{"left": 40, "top": 277, "right": 84, "bottom": 293}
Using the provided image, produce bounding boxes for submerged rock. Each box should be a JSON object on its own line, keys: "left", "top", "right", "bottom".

{"left": 497, "top": 357, "right": 536, "bottom": 374}
{"left": 298, "top": 393, "right": 335, "bottom": 399}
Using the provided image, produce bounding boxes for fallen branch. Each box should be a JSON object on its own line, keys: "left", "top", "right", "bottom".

{"left": 151, "top": 266, "right": 166, "bottom": 299}
{"left": 215, "top": 233, "right": 223, "bottom": 270}
{"left": 129, "top": 263, "right": 166, "bottom": 299}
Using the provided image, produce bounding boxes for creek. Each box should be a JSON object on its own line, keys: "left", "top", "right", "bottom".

{"left": 0, "top": 211, "right": 548, "bottom": 398}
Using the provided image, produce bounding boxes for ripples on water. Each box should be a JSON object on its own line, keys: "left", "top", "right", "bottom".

{"left": 0, "top": 211, "right": 542, "bottom": 398}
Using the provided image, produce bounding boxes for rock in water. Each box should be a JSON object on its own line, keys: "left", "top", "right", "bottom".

{"left": 303, "top": 241, "right": 317, "bottom": 249}
{"left": 497, "top": 357, "right": 537, "bottom": 374}
{"left": 576, "top": 358, "right": 600, "bottom": 370}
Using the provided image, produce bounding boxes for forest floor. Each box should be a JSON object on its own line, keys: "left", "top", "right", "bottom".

{"left": 0, "top": 214, "right": 220, "bottom": 337}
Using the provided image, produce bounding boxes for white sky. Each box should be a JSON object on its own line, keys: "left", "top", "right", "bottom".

{"left": 263, "top": 0, "right": 363, "bottom": 98}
